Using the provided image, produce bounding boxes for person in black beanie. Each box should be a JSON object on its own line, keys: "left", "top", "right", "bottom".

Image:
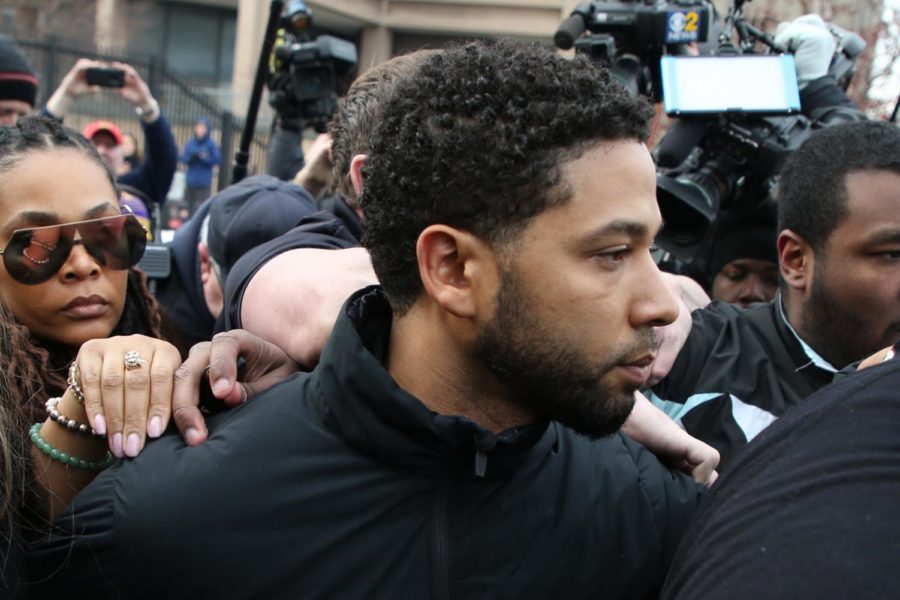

{"left": 705, "top": 210, "right": 779, "bottom": 307}
{"left": 0, "top": 36, "right": 37, "bottom": 126}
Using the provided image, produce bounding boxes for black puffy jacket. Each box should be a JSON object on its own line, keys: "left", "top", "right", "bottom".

{"left": 30, "top": 287, "right": 703, "bottom": 599}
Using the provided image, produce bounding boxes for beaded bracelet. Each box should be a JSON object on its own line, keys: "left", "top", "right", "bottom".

{"left": 67, "top": 362, "right": 86, "bottom": 404}
{"left": 45, "top": 397, "right": 105, "bottom": 439}
{"left": 30, "top": 423, "right": 114, "bottom": 471}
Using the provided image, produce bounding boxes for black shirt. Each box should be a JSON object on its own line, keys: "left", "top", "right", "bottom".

{"left": 220, "top": 204, "right": 361, "bottom": 332}
{"left": 662, "top": 355, "right": 900, "bottom": 599}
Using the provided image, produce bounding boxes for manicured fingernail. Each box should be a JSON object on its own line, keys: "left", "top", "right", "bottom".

{"left": 185, "top": 427, "right": 202, "bottom": 445}
{"left": 93, "top": 414, "right": 107, "bottom": 435}
{"left": 147, "top": 416, "right": 163, "bottom": 438}
{"left": 111, "top": 432, "right": 124, "bottom": 458}
{"left": 125, "top": 433, "right": 142, "bottom": 458}
{"left": 213, "top": 378, "right": 230, "bottom": 396}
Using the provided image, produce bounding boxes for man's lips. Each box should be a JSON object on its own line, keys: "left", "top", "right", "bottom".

{"left": 61, "top": 295, "right": 109, "bottom": 319}
{"left": 616, "top": 354, "right": 656, "bottom": 385}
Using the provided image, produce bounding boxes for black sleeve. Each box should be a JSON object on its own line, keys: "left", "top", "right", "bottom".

{"left": 118, "top": 113, "right": 179, "bottom": 205}
{"left": 621, "top": 436, "right": 706, "bottom": 590}
{"left": 265, "top": 124, "right": 304, "bottom": 181}
{"left": 220, "top": 212, "right": 361, "bottom": 332}
{"left": 652, "top": 301, "right": 742, "bottom": 402}
{"left": 799, "top": 75, "right": 865, "bottom": 123}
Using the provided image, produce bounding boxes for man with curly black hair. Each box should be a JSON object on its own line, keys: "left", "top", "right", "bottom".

{"left": 32, "top": 40, "right": 703, "bottom": 598}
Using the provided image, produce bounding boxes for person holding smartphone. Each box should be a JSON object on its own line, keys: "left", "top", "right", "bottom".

{"left": 42, "top": 58, "right": 177, "bottom": 208}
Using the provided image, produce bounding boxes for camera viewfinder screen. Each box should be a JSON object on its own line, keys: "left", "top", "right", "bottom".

{"left": 661, "top": 55, "right": 801, "bottom": 116}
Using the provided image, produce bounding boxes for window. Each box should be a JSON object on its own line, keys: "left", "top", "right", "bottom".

{"left": 164, "top": 4, "right": 236, "bottom": 83}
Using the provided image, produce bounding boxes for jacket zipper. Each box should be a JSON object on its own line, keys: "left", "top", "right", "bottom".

{"left": 431, "top": 479, "right": 451, "bottom": 600}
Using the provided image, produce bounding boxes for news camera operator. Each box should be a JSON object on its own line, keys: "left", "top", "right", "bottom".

{"left": 264, "top": 1, "right": 357, "bottom": 181}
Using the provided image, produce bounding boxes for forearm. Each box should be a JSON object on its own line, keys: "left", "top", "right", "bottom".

{"left": 293, "top": 167, "right": 329, "bottom": 199}
{"left": 44, "top": 87, "right": 74, "bottom": 120}
{"left": 138, "top": 114, "right": 178, "bottom": 201}
{"left": 29, "top": 388, "right": 110, "bottom": 520}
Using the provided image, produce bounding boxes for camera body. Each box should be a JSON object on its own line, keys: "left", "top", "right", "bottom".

{"left": 656, "top": 114, "right": 813, "bottom": 258}
{"left": 268, "top": 2, "right": 357, "bottom": 132}
{"left": 557, "top": 0, "right": 713, "bottom": 99}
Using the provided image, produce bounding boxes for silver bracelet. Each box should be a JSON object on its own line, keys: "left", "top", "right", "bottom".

{"left": 67, "top": 361, "right": 86, "bottom": 404}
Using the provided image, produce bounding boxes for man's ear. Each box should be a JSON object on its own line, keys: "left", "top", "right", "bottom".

{"left": 416, "top": 225, "right": 494, "bottom": 319}
{"left": 349, "top": 154, "right": 367, "bottom": 196}
{"left": 197, "top": 242, "right": 213, "bottom": 283}
{"left": 777, "top": 229, "right": 813, "bottom": 293}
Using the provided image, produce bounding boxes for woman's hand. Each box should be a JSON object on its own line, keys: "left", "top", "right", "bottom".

{"left": 76, "top": 334, "right": 182, "bottom": 458}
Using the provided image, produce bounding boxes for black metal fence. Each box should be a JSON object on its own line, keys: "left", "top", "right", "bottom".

{"left": 15, "top": 36, "right": 271, "bottom": 194}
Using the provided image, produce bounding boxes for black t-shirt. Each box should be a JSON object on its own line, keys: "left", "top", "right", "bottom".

{"left": 219, "top": 207, "right": 361, "bottom": 333}
{"left": 662, "top": 355, "right": 900, "bottom": 599}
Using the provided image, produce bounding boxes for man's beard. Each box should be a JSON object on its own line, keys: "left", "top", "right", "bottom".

{"left": 803, "top": 263, "right": 897, "bottom": 369}
{"left": 473, "top": 268, "right": 656, "bottom": 439}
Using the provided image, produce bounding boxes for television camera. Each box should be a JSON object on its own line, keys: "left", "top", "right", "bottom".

{"left": 556, "top": 0, "right": 866, "bottom": 261}
{"left": 267, "top": 1, "right": 358, "bottom": 132}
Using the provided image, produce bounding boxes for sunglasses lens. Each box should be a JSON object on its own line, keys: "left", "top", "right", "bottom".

{"left": 2, "top": 214, "right": 146, "bottom": 285}
{"left": 2, "top": 226, "right": 74, "bottom": 285}
{"left": 79, "top": 215, "right": 146, "bottom": 270}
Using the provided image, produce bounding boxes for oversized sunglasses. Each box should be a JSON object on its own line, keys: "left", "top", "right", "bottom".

{"left": 0, "top": 208, "right": 147, "bottom": 285}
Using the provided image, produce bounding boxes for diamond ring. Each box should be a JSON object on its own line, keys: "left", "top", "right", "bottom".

{"left": 124, "top": 351, "right": 150, "bottom": 370}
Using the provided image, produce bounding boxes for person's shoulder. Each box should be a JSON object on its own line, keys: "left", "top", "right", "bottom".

{"left": 558, "top": 427, "right": 703, "bottom": 500}
{"left": 86, "top": 372, "right": 317, "bottom": 522}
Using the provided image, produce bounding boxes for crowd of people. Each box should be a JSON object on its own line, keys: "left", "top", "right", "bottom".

{"left": 0, "top": 10, "right": 897, "bottom": 599}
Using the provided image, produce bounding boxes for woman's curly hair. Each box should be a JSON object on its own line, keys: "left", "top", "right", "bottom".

{"left": 360, "top": 39, "right": 655, "bottom": 314}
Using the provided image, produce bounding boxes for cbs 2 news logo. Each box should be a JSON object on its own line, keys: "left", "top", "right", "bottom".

{"left": 666, "top": 10, "right": 701, "bottom": 44}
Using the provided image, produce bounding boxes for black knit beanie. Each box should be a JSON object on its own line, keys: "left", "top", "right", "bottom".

{"left": 0, "top": 37, "right": 37, "bottom": 107}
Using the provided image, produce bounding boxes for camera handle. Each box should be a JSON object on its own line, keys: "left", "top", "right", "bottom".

{"left": 232, "top": 0, "right": 285, "bottom": 185}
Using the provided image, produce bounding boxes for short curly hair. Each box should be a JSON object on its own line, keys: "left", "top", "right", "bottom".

{"left": 361, "top": 39, "right": 655, "bottom": 313}
{"left": 778, "top": 121, "right": 900, "bottom": 252}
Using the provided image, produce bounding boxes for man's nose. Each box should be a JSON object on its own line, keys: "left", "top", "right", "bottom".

{"left": 738, "top": 274, "right": 770, "bottom": 305}
{"left": 631, "top": 259, "right": 680, "bottom": 329}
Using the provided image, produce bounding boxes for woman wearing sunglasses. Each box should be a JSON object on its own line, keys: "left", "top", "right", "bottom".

{"left": 0, "top": 117, "right": 181, "bottom": 533}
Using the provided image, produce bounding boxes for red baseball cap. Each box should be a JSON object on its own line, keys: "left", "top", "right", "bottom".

{"left": 83, "top": 120, "right": 123, "bottom": 145}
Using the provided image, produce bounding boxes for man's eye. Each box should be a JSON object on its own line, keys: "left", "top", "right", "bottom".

{"left": 724, "top": 270, "right": 746, "bottom": 282}
{"left": 595, "top": 246, "right": 630, "bottom": 265}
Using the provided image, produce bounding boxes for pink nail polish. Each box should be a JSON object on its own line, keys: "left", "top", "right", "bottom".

{"left": 93, "top": 414, "right": 107, "bottom": 435}
{"left": 111, "top": 432, "right": 124, "bottom": 458}
{"left": 125, "top": 433, "right": 141, "bottom": 458}
{"left": 147, "top": 416, "right": 163, "bottom": 438}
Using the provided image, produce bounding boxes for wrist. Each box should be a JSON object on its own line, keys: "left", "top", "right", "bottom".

{"left": 57, "top": 387, "right": 88, "bottom": 422}
{"left": 136, "top": 98, "right": 160, "bottom": 123}
{"left": 45, "top": 90, "right": 72, "bottom": 120}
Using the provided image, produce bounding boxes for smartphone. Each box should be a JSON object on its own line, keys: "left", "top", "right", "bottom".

{"left": 85, "top": 67, "right": 126, "bottom": 88}
{"left": 660, "top": 55, "right": 801, "bottom": 116}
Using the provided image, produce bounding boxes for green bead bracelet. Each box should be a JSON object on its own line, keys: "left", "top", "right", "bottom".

{"left": 30, "top": 423, "right": 115, "bottom": 471}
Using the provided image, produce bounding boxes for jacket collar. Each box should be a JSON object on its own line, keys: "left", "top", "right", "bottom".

{"left": 309, "top": 286, "right": 556, "bottom": 479}
{"left": 766, "top": 295, "right": 835, "bottom": 389}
